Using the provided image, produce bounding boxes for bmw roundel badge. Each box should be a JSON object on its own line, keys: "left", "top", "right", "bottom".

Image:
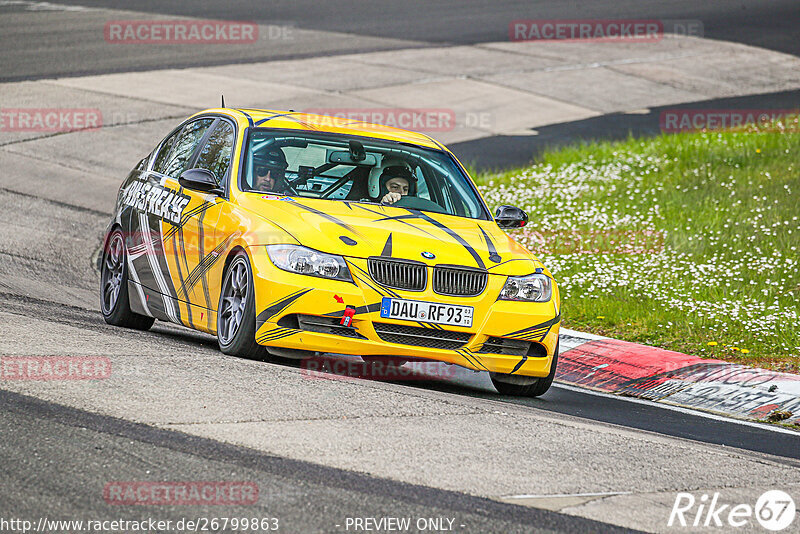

{"left": 421, "top": 251, "right": 435, "bottom": 259}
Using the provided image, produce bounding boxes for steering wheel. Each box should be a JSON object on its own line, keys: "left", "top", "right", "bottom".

{"left": 392, "top": 195, "right": 447, "bottom": 214}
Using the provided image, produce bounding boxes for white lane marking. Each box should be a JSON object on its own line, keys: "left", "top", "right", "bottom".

{"left": 554, "top": 382, "right": 800, "bottom": 436}
{"left": 503, "top": 491, "right": 632, "bottom": 500}
{"left": 0, "top": 0, "right": 90, "bottom": 11}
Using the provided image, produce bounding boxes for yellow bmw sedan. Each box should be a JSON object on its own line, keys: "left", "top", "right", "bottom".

{"left": 100, "top": 108, "right": 561, "bottom": 396}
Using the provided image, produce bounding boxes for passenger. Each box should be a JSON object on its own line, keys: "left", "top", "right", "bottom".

{"left": 379, "top": 166, "right": 417, "bottom": 205}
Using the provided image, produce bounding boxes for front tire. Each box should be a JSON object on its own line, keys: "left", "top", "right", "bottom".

{"left": 100, "top": 229, "right": 155, "bottom": 330}
{"left": 217, "top": 251, "right": 263, "bottom": 359}
{"left": 491, "top": 342, "right": 559, "bottom": 397}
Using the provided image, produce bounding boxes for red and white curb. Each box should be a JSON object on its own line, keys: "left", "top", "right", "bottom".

{"left": 308, "top": 329, "right": 800, "bottom": 427}
{"left": 558, "top": 328, "right": 800, "bottom": 425}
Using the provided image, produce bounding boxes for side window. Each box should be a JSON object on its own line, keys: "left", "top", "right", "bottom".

{"left": 194, "top": 120, "right": 235, "bottom": 184}
{"left": 152, "top": 130, "right": 180, "bottom": 174}
{"left": 162, "top": 118, "right": 215, "bottom": 179}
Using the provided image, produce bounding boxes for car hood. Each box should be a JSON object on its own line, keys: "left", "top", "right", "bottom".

{"left": 238, "top": 195, "right": 542, "bottom": 276}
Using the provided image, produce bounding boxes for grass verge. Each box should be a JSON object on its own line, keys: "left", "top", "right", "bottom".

{"left": 474, "top": 122, "right": 799, "bottom": 372}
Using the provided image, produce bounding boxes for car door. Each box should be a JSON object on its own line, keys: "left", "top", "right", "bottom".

{"left": 160, "top": 118, "right": 237, "bottom": 333}
{"left": 126, "top": 117, "right": 215, "bottom": 325}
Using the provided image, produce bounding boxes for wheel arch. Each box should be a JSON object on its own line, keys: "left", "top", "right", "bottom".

{"left": 99, "top": 222, "right": 124, "bottom": 271}
{"left": 221, "top": 244, "right": 249, "bottom": 279}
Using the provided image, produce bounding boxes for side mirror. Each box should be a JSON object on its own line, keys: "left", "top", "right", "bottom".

{"left": 495, "top": 205, "right": 528, "bottom": 228}
{"left": 178, "top": 168, "right": 223, "bottom": 195}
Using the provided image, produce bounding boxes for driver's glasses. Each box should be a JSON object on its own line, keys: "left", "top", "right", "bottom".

{"left": 256, "top": 166, "right": 284, "bottom": 179}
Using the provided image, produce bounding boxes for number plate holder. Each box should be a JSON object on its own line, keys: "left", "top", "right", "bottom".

{"left": 379, "top": 297, "right": 473, "bottom": 328}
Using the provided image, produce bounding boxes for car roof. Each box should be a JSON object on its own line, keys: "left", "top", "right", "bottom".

{"left": 193, "top": 108, "right": 446, "bottom": 151}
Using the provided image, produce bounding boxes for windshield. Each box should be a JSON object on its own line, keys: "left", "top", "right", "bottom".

{"left": 241, "top": 129, "right": 490, "bottom": 220}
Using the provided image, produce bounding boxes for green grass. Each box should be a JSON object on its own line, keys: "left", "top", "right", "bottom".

{"left": 474, "top": 122, "right": 799, "bottom": 371}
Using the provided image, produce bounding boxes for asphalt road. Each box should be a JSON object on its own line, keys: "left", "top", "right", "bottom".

{"left": 57, "top": 0, "right": 800, "bottom": 56}
{"left": 0, "top": 389, "right": 629, "bottom": 534}
{"left": 0, "top": 0, "right": 798, "bottom": 82}
{"left": 2, "top": 2, "right": 800, "bottom": 532}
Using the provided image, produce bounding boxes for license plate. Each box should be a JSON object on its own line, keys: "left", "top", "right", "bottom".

{"left": 380, "top": 297, "right": 473, "bottom": 328}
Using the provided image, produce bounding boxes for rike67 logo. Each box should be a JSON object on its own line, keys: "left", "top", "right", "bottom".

{"left": 669, "top": 490, "right": 796, "bottom": 531}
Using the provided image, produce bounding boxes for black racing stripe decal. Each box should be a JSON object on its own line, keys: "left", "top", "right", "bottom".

{"left": 478, "top": 225, "right": 502, "bottom": 264}
{"left": 290, "top": 201, "right": 361, "bottom": 236}
{"left": 353, "top": 204, "right": 438, "bottom": 238}
{"left": 162, "top": 201, "right": 217, "bottom": 241}
{"left": 177, "top": 225, "right": 194, "bottom": 321}
{"left": 150, "top": 212, "right": 180, "bottom": 302}
{"left": 353, "top": 204, "right": 387, "bottom": 216}
{"left": 487, "top": 258, "right": 527, "bottom": 271}
{"left": 462, "top": 349, "right": 488, "bottom": 370}
{"left": 375, "top": 210, "right": 486, "bottom": 270}
{"left": 381, "top": 233, "right": 393, "bottom": 257}
{"left": 323, "top": 302, "right": 382, "bottom": 317}
{"left": 256, "top": 327, "right": 298, "bottom": 344}
{"left": 465, "top": 349, "right": 488, "bottom": 368}
{"left": 413, "top": 211, "right": 486, "bottom": 270}
{"left": 505, "top": 314, "right": 561, "bottom": 337}
{"left": 170, "top": 227, "right": 193, "bottom": 327}
{"left": 172, "top": 180, "right": 193, "bottom": 325}
{"left": 197, "top": 207, "right": 212, "bottom": 315}
{"left": 457, "top": 349, "right": 488, "bottom": 371}
{"left": 350, "top": 264, "right": 401, "bottom": 298}
{"left": 510, "top": 355, "right": 526, "bottom": 374}
{"left": 254, "top": 112, "right": 298, "bottom": 126}
{"left": 237, "top": 110, "right": 254, "bottom": 128}
{"left": 255, "top": 288, "right": 313, "bottom": 329}
{"left": 178, "top": 233, "right": 237, "bottom": 300}
{"left": 512, "top": 330, "right": 549, "bottom": 342}
{"left": 353, "top": 272, "right": 395, "bottom": 300}
{"left": 258, "top": 332, "right": 296, "bottom": 344}
{"left": 538, "top": 324, "right": 555, "bottom": 342}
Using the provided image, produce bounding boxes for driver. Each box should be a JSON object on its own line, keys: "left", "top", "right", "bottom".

{"left": 379, "top": 165, "right": 417, "bottom": 205}
{"left": 252, "top": 148, "right": 288, "bottom": 192}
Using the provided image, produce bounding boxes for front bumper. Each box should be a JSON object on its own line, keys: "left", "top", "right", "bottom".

{"left": 249, "top": 248, "right": 561, "bottom": 378}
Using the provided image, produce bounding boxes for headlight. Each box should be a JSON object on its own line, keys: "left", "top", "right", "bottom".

{"left": 499, "top": 273, "right": 551, "bottom": 302}
{"left": 266, "top": 245, "right": 352, "bottom": 282}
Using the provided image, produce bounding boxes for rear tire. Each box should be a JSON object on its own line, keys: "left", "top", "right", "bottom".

{"left": 491, "top": 342, "right": 559, "bottom": 397}
{"left": 217, "top": 251, "right": 264, "bottom": 359}
{"left": 100, "top": 229, "right": 155, "bottom": 331}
